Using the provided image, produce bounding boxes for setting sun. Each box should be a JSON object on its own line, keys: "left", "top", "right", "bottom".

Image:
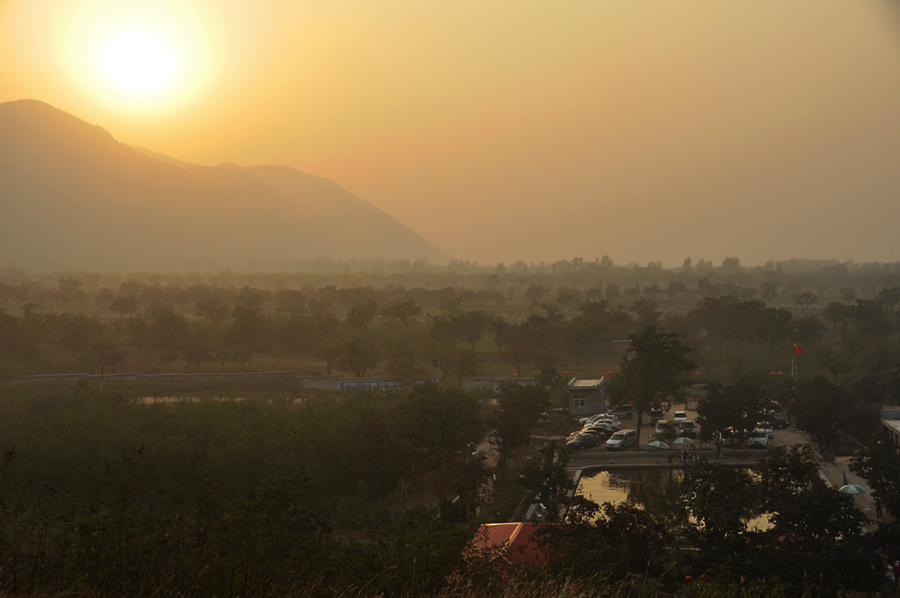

{"left": 37, "top": 1, "right": 223, "bottom": 114}
{"left": 96, "top": 25, "right": 180, "bottom": 98}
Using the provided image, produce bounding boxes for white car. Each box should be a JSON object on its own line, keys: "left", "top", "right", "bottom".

{"left": 673, "top": 411, "right": 688, "bottom": 424}
{"left": 748, "top": 429, "right": 769, "bottom": 449}
{"left": 756, "top": 421, "right": 775, "bottom": 439}
{"left": 586, "top": 420, "right": 620, "bottom": 433}
{"left": 605, "top": 429, "right": 638, "bottom": 450}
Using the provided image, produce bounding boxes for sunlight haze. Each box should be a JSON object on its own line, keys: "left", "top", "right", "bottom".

{"left": 2, "top": 0, "right": 900, "bottom": 266}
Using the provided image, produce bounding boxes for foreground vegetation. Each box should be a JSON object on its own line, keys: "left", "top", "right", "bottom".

{"left": 1, "top": 378, "right": 899, "bottom": 597}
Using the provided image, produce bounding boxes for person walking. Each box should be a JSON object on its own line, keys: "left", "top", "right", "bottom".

{"left": 893, "top": 560, "right": 900, "bottom": 585}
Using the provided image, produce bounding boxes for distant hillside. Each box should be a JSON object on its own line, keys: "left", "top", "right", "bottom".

{"left": 0, "top": 99, "right": 448, "bottom": 271}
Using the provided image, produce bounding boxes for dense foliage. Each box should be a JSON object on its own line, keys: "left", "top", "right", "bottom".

{"left": 3, "top": 259, "right": 900, "bottom": 596}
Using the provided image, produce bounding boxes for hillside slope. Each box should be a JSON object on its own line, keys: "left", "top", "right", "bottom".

{"left": 0, "top": 99, "right": 447, "bottom": 270}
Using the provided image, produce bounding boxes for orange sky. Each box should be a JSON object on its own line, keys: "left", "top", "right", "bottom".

{"left": 3, "top": 1, "right": 900, "bottom": 266}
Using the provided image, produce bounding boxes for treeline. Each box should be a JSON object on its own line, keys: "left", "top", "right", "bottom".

{"left": 4, "top": 257, "right": 900, "bottom": 311}
{"left": 3, "top": 278, "right": 900, "bottom": 405}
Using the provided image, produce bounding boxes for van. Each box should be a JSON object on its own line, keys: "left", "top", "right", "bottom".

{"left": 605, "top": 429, "right": 637, "bottom": 450}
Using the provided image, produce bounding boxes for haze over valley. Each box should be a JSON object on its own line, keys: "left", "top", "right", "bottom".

{"left": 4, "top": 3, "right": 900, "bottom": 596}
{"left": 3, "top": 1, "right": 900, "bottom": 268}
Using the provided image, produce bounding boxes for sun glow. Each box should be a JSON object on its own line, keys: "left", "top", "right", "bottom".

{"left": 57, "top": 2, "right": 223, "bottom": 113}
{"left": 96, "top": 24, "right": 180, "bottom": 97}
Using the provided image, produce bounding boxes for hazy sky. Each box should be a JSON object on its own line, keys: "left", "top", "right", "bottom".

{"left": 3, "top": 1, "right": 900, "bottom": 266}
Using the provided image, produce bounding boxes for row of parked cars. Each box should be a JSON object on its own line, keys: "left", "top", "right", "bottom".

{"left": 568, "top": 406, "right": 792, "bottom": 452}
{"left": 723, "top": 416, "right": 790, "bottom": 448}
{"left": 568, "top": 410, "right": 639, "bottom": 451}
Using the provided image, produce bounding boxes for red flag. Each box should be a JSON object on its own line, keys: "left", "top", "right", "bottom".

{"left": 793, "top": 343, "right": 804, "bottom": 354}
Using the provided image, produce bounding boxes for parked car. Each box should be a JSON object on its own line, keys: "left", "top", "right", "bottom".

{"left": 605, "top": 429, "right": 638, "bottom": 450}
{"left": 648, "top": 408, "right": 665, "bottom": 425}
{"left": 578, "top": 413, "right": 605, "bottom": 425}
{"left": 721, "top": 427, "right": 748, "bottom": 447}
{"left": 586, "top": 419, "right": 620, "bottom": 432}
{"left": 756, "top": 421, "right": 775, "bottom": 439}
{"left": 673, "top": 411, "right": 688, "bottom": 424}
{"left": 582, "top": 425, "right": 613, "bottom": 439}
{"left": 567, "top": 433, "right": 604, "bottom": 450}
{"left": 608, "top": 405, "right": 636, "bottom": 419}
{"left": 679, "top": 420, "right": 697, "bottom": 438}
{"left": 770, "top": 416, "right": 791, "bottom": 429}
{"left": 748, "top": 429, "right": 769, "bottom": 449}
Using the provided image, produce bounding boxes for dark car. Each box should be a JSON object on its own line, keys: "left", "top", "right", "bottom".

{"left": 721, "top": 427, "right": 748, "bottom": 447}
{"left": 679, "top": 420, "right": 697, "bottom": 438}
{"left": 648, "top": 408, "right": 665, "bottom": 425}
{"left": 566, "top": 433, "right": 603, "bottom": 450}
{"left": 770, "top": 416, "right": 791, "bottom": 429}
{"left": 582, "top": 426, "right": 612, "bottom": 440}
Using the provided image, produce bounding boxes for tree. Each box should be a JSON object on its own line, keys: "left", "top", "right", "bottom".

{"left": 391, "top": 385, "right": 484, "bottom": 475}
{"left": 442, "top": 347, "right": 481, "bottom": 387}
{"left": 696, "top": 380, "right": 767, "bottom": 455}
{"left": 338, "top": 335, "right": 379, "bottom": 377}
{"left": 382, "top": 336, "right": 432, "bottom": 385}
{"left": 452, "top": 310, "right": 490, "bottom": 351}
{"left": 524, "top": 284, "right": 545, "bottom": 311}
{"left": 539, "top": 501, "right": 671, "bottom": 580}
{"left": 53, "top": 313, "right": 104, "bottom": 356}
{"left": 273, "top": 289, "right": 306, "bottom": 314}
{"left": 110, "top": 295, "right": 140, "bottom": 316}
{"left": 80, "top": 342, "right": 127, "bottom": 375}
{"left": 517, "top": 442, "right": 576, "bottom": 522}
{"left": 680, "top": 461, "right": 756, "bottom": 549}
{"left": 759, "top": 280, "right": 779, "bottom": 303}
{"left": 792, "top": 290, "right": 818, "bottom": 312}
{"left": 497, "top": 321, "right": 535, "bottom": 376}
{"left": 184, "top": 329, "right": 213, "bottom": 372}
{"left": 629, "top": 297, "right": 660, "bottom": 328}
{"left": 851, "top": 438, "right": 900, "bottom": 518}
{"left": 381, "top": 299, "right": 422, "bottom": 326}
{"left": 604, "top": 327, "right": 695, "bottom": 445}
{"left": 489, "top": 383, "right": 551, "bottom": 468}
{"left": 227, "top": 306, "right": 269, "bottom": 350}
{"left": 314, "top": 341, "right": 343, "bottom": 375}
{"left": 147, "top": 304, "right": 189, "bottom": 354}
{"left": 756, "top": 445, "right": 880, "bottom": 594}
{"left": 195, "top": 297, "right": 230, "bottom": 321}
{"left": 791, "top": 376, "right": 850, "bottom": 459}
{"left": 346, "top": 300, "right": 379, "bottom": 329}
{"left": 878, "top": 286, "right": 900, "bottom": 312}
{"left": 230, "top": 345, "right": 254, "bottom": 370}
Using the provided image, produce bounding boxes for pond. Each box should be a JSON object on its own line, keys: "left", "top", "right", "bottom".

{"left": 576, "top": 468, "right": 770, "bottom": 530}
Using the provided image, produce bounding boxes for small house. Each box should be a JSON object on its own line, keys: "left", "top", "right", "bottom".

{"left": 567, "top": 377, "right": 605, "bottom": 416}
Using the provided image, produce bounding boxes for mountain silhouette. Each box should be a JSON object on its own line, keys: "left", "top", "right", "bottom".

{"left": 0, "top": 99, "right": 447, "bottom": 270}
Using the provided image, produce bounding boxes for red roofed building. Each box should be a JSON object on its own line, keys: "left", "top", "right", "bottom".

{"left": 466, "top": 522, "right": 546, "bottom": 567}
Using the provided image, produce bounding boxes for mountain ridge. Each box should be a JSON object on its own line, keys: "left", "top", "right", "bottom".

{"left": 0, "top": 99, "right": 448, "bottom": 271}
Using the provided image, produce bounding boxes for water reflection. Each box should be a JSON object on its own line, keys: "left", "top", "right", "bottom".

{"left": 578, "top": 469, "right": 688, "bottom": 526}
{"left": 577, "top": 468, "right": 770, "bottom": 530}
